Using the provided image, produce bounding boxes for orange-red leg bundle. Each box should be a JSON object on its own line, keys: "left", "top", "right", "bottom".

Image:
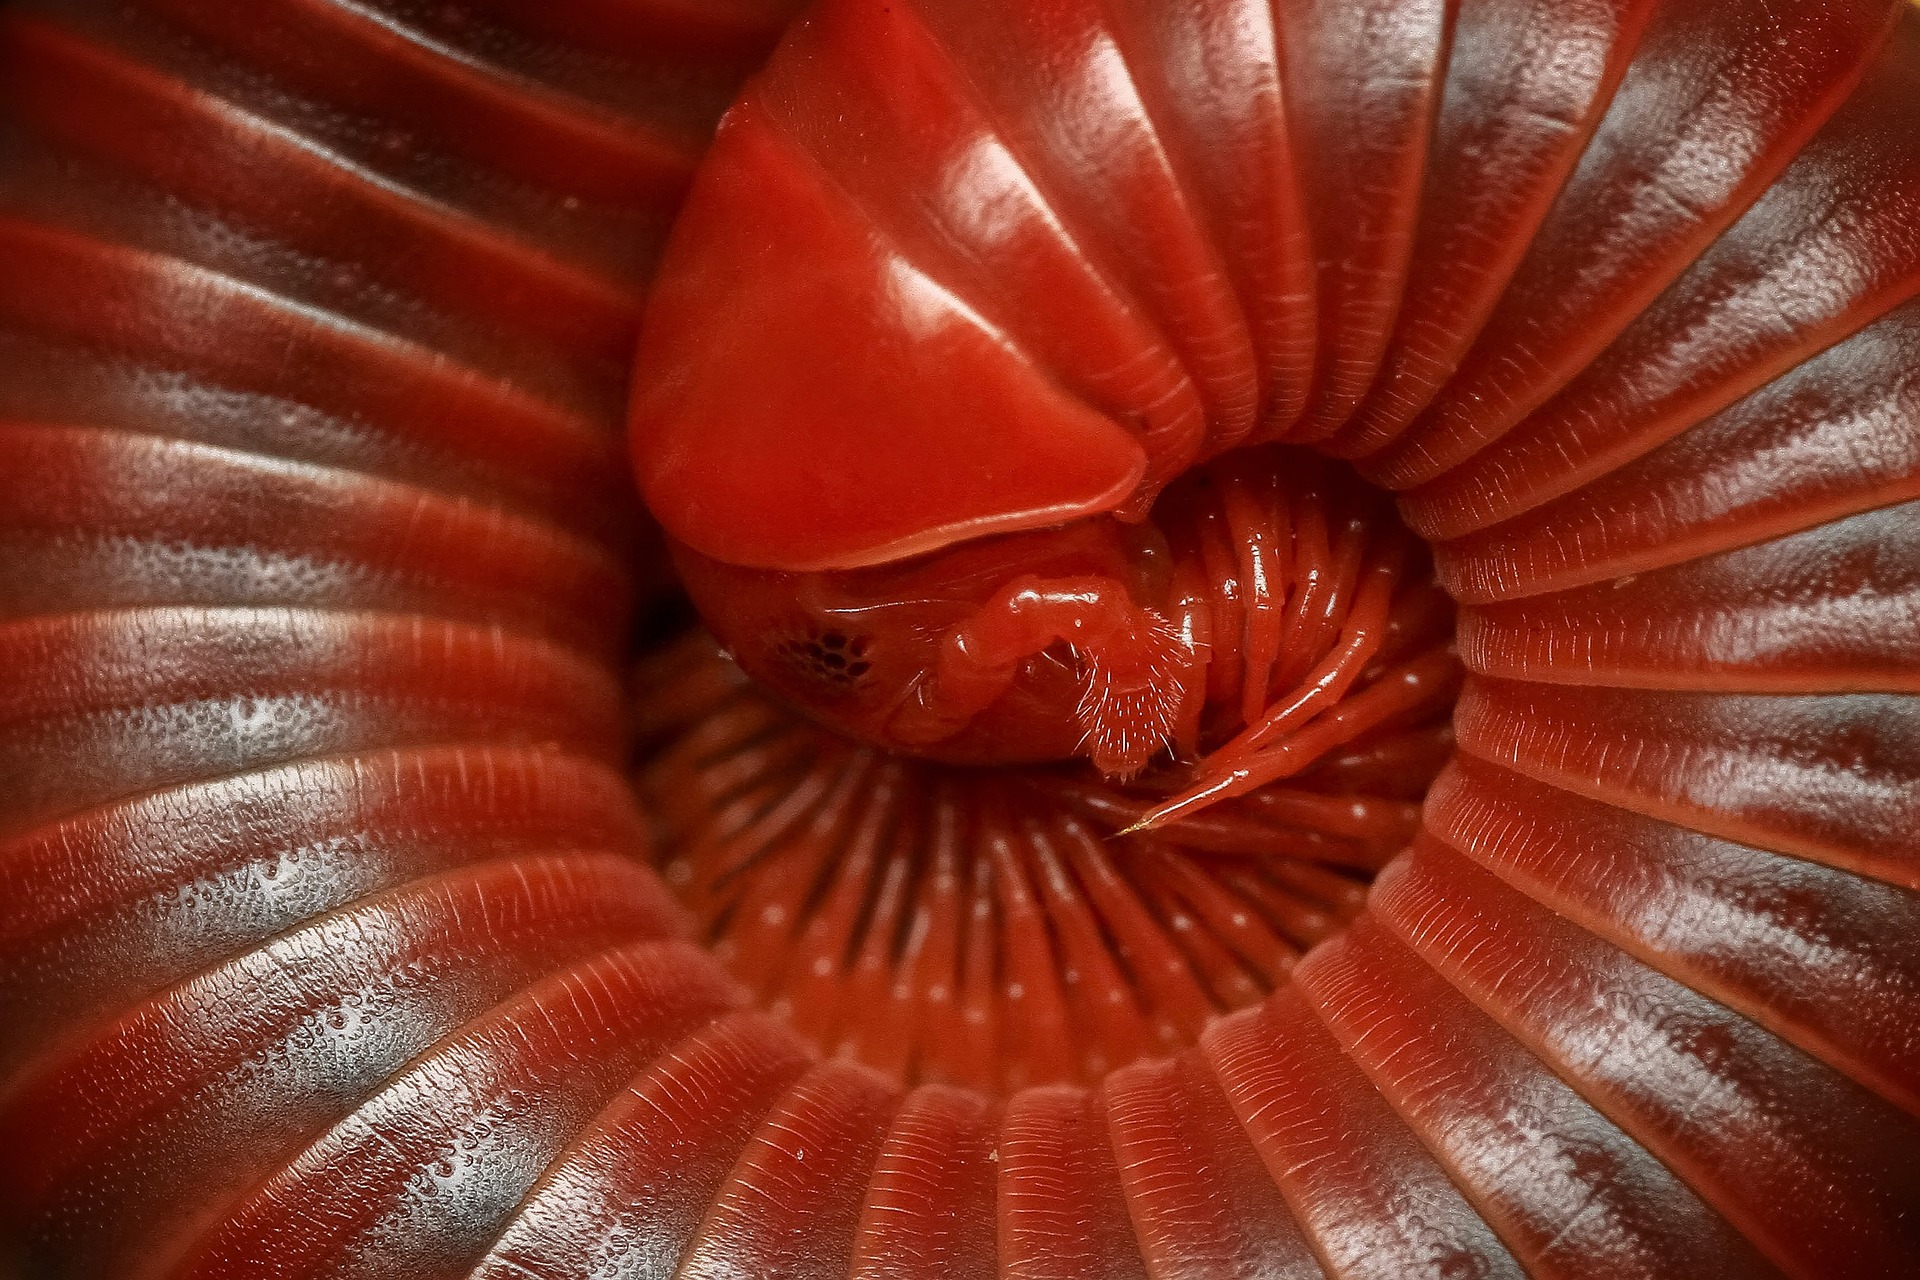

{"left": 3, "top": 0, "right": 1920, "bottom": 1276}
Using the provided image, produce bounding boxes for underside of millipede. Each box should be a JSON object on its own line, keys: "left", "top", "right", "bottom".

{"left": 1, "top": 0, "right": 1918, "bottom": 1277}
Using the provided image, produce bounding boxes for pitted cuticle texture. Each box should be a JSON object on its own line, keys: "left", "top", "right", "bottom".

{"left": 6, "top": 0, "right": 1920, "bottom": 1277}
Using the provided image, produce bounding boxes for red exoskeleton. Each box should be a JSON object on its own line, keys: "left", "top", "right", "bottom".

{"left": 632, "top": 0, "right": 1472, "bottom": 827}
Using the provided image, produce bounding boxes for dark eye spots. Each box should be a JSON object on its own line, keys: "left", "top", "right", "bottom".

{"left": 773, "top": 627, "right": 874, "bottom": 695}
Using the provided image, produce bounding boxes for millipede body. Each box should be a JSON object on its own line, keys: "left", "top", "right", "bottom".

{"left": 2, "top": 0, "right": 1919, "bottom": 1277}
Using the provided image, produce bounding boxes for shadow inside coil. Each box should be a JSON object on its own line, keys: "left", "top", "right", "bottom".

{"left": 1, "top": 0, "right": 1919, "bottom": 1276}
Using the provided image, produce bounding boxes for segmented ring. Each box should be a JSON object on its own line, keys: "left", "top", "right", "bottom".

{"left": 1, "top": 0, "right": 1918, "bottom": 1277}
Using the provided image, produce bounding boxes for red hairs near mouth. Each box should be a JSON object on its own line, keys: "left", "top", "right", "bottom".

{"left": 4, "top": 0, "right": 1920, "bottom": 1276}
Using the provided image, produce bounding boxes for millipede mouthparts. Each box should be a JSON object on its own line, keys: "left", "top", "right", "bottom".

{"left": 2, "top": 0, "right": 1918, "bottom": 1277}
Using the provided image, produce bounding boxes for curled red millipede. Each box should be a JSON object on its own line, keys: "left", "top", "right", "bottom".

{"left": 3, "top": 0, "right": 1920, "bottom": 1277}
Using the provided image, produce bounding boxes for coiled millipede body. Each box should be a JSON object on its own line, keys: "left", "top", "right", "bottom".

{"left": 1, "top": 0, "right": 1918, "bottom": 1277}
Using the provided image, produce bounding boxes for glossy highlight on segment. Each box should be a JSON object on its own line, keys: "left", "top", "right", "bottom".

{"left": 0, "top": 0, "right": 1918, "bottom": 1276}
